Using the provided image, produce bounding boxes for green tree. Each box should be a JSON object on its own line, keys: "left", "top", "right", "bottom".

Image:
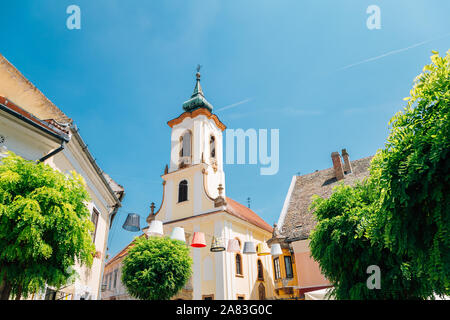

{"left": 310, "top": 181, "right": 427, "bottom": 299}
{"left": 121, "top": 236, "right": 193, "bottom": 300}
{"left": 371, "top": 50, "right": 450, "bottom": 296}
{"left": 310, "top": 50, "right": 450, "bottom": 299}
{"left": 0, "top": 151, "right": 95, "bottom": 299}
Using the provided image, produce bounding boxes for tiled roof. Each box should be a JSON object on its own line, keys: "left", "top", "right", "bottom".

{"left": 0, "top": 54, "right": 71, "bottom": 123}
{"left": 0, "top": 95, "right": 70, "bottom": 141}
{"left": 105, "top": 234, "right": 146, "bottom": 266}
{"left": 279, "top": 156, "right": 373, "bottom": 240}
{"left": 103, "top": 172, "right": 125, "bottom": 201}
{"left": 226, "top": 197, "right": 273, "bottom": 233}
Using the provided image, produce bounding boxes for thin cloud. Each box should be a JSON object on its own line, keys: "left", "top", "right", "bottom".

{"left": 343, "top": 101, "right": 401, "bottom": 115}
{"left": 280, "top": 107, "right": 323, "bottom": 116}
{"left": 216, "top": 98, "right": 252, "bottom": 112}
{"left": 221, "top": 107, "right": 322, "bottom": 119}
{"left": 337, "top": 33, "right": 450, "bottom": 71}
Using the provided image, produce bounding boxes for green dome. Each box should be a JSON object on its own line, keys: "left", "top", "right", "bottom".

{"left": 182, "top": 71, "right": 213, "bottom": 112}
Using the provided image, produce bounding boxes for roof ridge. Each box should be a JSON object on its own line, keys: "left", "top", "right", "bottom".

{"left": 225, "top": 197, "right": 273, "bottom": 233}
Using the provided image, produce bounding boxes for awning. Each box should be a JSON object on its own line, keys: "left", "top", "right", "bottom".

{"left": 304, "top": 288, "right": 334, "bottom": 300}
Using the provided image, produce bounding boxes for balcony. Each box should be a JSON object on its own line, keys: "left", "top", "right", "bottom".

{"left": 179, "top": 156, "right": 191, "bottom": 169}
{"left": 275, "top": 277, "right": 293, "bottom": 288}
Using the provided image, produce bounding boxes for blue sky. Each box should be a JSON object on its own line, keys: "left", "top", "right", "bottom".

{"left": 1, "top": 0, "right": 449, "bottom": 259}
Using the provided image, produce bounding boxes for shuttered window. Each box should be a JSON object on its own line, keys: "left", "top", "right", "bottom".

{"left": 91, "top": 208, "right": 99, "bottom": 242}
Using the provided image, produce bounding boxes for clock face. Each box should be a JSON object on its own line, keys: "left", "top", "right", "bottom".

{"left": 0, "top": 135, "right": 5, "bottom": 145}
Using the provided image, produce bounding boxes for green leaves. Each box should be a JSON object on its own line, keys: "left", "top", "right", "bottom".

{"left": 121, "top": 236, "right": 193, "bottom": 300}
{"left": 0, "top": 151, "right": 95, "bottom": 299}
{"left": 309, "top": 50, "right": 450, "bottom": 299}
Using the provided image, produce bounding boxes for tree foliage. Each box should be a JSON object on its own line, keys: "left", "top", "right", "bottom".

{"left": 121, "top": 236, "right": 192, "bottom": 300}
{"left": 310, "top": 50, "right": 450, "bottom": 299}
{"left": 0, "top": 151, "right": 95, "bottom": 299}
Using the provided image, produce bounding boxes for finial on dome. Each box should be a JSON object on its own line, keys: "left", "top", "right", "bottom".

{"left": 196, "top": 64, "right": 202, "bottom": 79}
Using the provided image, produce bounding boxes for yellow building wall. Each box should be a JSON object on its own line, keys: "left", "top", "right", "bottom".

{"left": 272, "top": 247, "right": 300, "bottom": 299}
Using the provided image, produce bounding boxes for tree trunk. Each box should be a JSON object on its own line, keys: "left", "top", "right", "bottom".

{"left": 0, "top": 279, "right": 12, "bottom": 300}
{"left": 15, "top": 284, "right": 22, "bottom": 300}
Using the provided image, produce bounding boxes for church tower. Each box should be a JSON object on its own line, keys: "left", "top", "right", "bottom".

{"left": 150, "top": 68, "right": 227, "bottom": 223}
{"left": 144, "top": 68, "right": 275, "bottom": 301}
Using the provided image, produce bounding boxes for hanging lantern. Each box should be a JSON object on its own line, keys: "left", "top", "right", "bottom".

{"left": 257, "top": 242, "right": 271, "bottom": 256}
{"left": 210, "top": 237, "right": 226, "bottom": 252}
{"left": 146, "top": 220, "right": 163, "bottom": 237}
{"left": 226, "top": 239, "right": 240, "bottom": 253}
{"left": 170, "top": 227, "right": 186, "bottom": 242}
{"left": 122, "top": 213, "right": 141, "bottom": 232}
{"left": 191, "top": 232, "right": 207, "bottom": 248}
{"left": 243, "top": 241, "right": 256, "bottom": 254}
{"left": 270, "top": 243, "right": 283, "bottom": 256}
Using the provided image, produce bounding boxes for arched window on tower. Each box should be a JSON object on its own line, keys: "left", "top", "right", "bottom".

{"left": 178, "top": 180, "right": 188, "bottom": 202}
{"left": 179, "top": 131, "right": 192, "bottom": 158}
{"left": 179, "top": 131, "right": 192, "bottom": 168}
{"left": 210, "top": 135, "right": 216, "bottom": 159}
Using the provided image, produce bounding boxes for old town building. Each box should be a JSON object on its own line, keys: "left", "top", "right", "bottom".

{"left": 0, "top": 53, "right": 124, "bottom": 300}
{"left": 268, "top": 150, "right": 372, "bottom": 299}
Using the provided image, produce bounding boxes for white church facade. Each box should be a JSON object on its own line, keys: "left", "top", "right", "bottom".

{"left": 142, "top": 70, "right": 276, "bottom": 300}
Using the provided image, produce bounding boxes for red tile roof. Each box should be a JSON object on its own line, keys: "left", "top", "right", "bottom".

{"left": 225, "top": 197, "right": 273, "bottom": 233}
{"left": 105, "top": 234, "right": 146, "bottom": 267}
{"left": 0, "top": 95, "right": 69, "bottom": 140}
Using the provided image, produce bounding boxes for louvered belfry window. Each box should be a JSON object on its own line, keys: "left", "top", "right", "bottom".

{"left": 180, "top": 131, "right": 191, "bottom": 157}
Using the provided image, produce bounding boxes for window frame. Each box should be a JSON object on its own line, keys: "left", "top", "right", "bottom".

{"left": 178, "top": 180, "right": 189, "bottom": 203}
{"left": 235, "top": 253, "right": 243, "bottom": 277}
{"left": 113, "top": 269, "right": 118, "bottom": 289}
{"left": 284, "top": 255, "right": 294, "bottom": 279}
{"left": 108, "top": 273, "right": 112, "bottom": 290}
{"left": 273, "top": 257, "right": 281, "bottom": 280}
{"left": 210, "top": 135, "right": 216, "bottom": 159}
{"left": 91, "top": 208, "right": 99, "bottom": 242}
{"left": 179, "top": 130, "right": 192, "bottom": 158}
{"left": 257, "top": 259, "right": 264, "bottom": 280}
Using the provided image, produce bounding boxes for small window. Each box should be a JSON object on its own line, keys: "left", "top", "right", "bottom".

{"left": 178, "top": 180, "right": 188, "bottom": 202}
{"left": 235, "top": 254, "right": 243, "bottom": 276}
{"left": 257, "top": 259, "right": 264, "bottom": 280}
{"left": 113, "top": 269, "right": 118, "bottom": 289}
{"left": 91, "top": 208, "right": 99, "bottom": 242}
{"left": 210, "top": 135, "right": 216, "bottom": 158}
{"left": 273, "top": 257, "right": 281, "bottom": 280}
{"left": 108, "top": 273, "right": 112, "bottom": 290}
{"left": 284, "top": 256, "right": 293, "bottom": 279}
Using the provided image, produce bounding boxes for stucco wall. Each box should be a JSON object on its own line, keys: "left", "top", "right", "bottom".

{"left": 291, "top": 239, "right": 329, "bottom": 288}
{"left": 0, "top": 91, "right": 117, "bottom": 300}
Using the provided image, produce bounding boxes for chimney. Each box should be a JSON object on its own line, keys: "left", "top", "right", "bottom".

{"left": 342, "top": 149, "right": 352, "bottom": 174}
{"left": 331, "top": 151, "right": 344, "bottom": 181}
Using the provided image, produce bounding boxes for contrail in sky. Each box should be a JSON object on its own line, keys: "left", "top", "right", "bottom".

{"left": 216, "top": 98, "right": 252, "bottom": 112}
{"left": 337, "top": 33, "right": 450, "bottom": 71}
